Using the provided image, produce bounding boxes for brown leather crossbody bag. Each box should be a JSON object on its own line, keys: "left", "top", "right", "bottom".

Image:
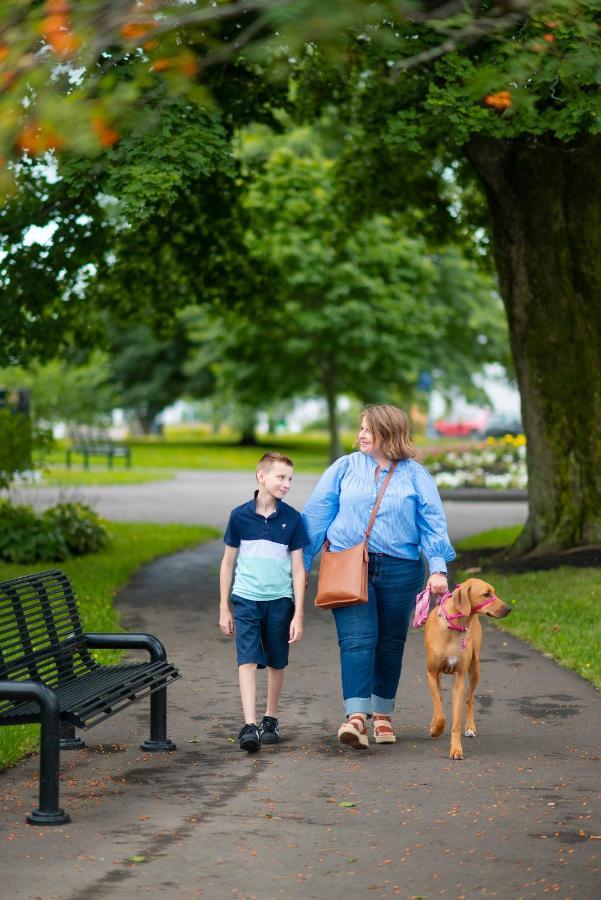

{"left": 314, "top": 461, "right": 398, "bottom": 610}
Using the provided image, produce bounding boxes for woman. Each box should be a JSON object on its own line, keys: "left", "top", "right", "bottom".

{"left": 302, "top": 404, "right": 455, "bottom": 749}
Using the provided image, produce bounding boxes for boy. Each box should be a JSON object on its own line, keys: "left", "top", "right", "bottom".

{"left": 219, "top": 451, "right": 308, "bottom": 752}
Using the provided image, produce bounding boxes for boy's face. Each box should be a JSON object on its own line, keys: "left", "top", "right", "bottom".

{"left": 257, "top": 462, "right": 293, "bottom": 500}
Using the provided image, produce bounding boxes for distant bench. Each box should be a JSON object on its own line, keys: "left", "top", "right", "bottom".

{"left": 0, "top": 569, "right": 179, "bottom": 825}
{"left": 65, "top": 440, "right": 131, "bottom": 470}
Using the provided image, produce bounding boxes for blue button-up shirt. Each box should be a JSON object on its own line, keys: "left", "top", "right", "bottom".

{"left": 302, "top": 452, "right": 455, "bottom": 574}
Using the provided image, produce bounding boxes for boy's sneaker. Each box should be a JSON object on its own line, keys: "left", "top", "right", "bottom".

{"left": 259, "top": 715, "right": 280, "bottom": 745}
{"left": 238, "top": 723, "right": 261, "bottom": 752}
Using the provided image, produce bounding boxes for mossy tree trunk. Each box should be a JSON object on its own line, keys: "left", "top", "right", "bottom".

{"left": 466, "top": 134, "right": 601, "bottom": 553}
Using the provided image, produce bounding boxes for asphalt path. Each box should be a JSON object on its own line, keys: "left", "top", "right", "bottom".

{"left": 14, "top": 470, "right": 529, "bottom": 540}
{"left": 0, "top": 539, "right": 598, "bottom": 899}
{"left": 4, "top": 472, "right": 598, "bottom": 898}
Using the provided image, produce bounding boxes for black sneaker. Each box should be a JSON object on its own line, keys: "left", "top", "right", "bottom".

{"left": 238, "top": 723, "right": 261, "bottom": 752}
{"left": 259, "top": 716, "right": 280, "bottom": 745}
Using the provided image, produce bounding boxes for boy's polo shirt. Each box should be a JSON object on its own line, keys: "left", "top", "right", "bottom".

{"left": 224, "top": 493, "right": 309, "bottom": 602}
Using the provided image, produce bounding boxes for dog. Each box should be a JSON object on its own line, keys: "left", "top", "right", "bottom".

{"left": 423, "top": 578, "right": 511, "bottom": 760}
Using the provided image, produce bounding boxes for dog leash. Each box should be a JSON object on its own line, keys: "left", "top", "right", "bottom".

{"left": 412, "top": 585, "right": 499, "bottom": 649}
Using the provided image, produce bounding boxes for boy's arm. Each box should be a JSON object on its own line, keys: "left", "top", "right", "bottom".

{"left": 289, "top": 548, "right": 305, "bottom": 643}
{"left": 219, "top": 545, "right": 238, "bottom": 636}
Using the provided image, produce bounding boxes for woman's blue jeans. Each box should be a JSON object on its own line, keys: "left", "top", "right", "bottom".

{"left": 332, "top": 553, "right": 425, "bottom": 717}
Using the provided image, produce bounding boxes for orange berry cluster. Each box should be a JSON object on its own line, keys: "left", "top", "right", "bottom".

{"left": 43, "top": 0, "right": 78, "bottom": 56}
{"left": 484, "top": 90, "right": 512, "bottom": 109}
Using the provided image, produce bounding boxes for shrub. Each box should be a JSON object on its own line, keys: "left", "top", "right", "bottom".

{"left": 0, "top": 501, "right": 107, "bottom": 564}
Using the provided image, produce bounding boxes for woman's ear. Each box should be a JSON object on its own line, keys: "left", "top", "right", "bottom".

{"left": 453, "top": 582, "right": 471, "bottom": 616}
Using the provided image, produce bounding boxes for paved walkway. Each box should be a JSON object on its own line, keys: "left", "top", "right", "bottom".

{"left": 0, "top": 539, "right": 599, "bottom": 899}
{"left": 14, "top": 470, "right": 529, "bottom": 537}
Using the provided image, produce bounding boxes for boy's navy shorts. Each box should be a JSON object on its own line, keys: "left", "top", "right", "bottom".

{"left": 231, "top": 594, "right": 294, "bottom": 669}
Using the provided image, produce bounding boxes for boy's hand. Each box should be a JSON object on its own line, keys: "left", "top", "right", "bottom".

{"left": 219, "top": 609, "right": 234, "bottom": 637}
{"left": 289, "top": 615, "right": 304, "bottom": 643}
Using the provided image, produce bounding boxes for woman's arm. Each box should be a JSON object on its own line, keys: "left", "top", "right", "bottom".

{"left": 413, "top": 464, "right": 456, "bottom": 592}
{"left": 302, "top": 455, "right": 349, "bottom": 571}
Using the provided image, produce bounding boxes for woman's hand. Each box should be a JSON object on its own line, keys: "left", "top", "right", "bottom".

{"left": 426, "top": 572, "right": 448, "bottom": 596}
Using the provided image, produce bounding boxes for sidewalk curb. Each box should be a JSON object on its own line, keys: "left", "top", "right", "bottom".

{"left": 440, "top": 488, "right": 527, "bottom": 502}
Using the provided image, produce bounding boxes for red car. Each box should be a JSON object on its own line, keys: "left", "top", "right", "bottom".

{"left": 433, "top": 412, "right": 490, "bottom": 438}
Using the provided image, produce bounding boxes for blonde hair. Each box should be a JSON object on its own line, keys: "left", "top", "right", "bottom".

{"left": 256, "top": 451, "right": 294, "bottom": 474}
{"left": 359, "top": 405, "right": 416, "bottom": 460}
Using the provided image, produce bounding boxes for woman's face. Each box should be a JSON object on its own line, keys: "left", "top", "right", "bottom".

{"left": 358, "top": 417, "right": 378, "bottom": 456}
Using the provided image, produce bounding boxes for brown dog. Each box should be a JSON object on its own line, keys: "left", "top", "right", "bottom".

{"left": 424, "top": 578, "right": 511, "bottom": 760}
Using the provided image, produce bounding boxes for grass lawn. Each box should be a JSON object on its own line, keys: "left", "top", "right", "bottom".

{"left": 40, "top": 466, "right": 175, "bottom": 487}
{"left": 0, "top": 521, "right": 220, "bottom": 770}
{"left": 37, "top": 430, "right": 460, "bottom": 478}
{"left": 456, "top": 527, "right": 601, "bottom": 691}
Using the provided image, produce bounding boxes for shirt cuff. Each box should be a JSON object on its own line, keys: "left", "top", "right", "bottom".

{"left": 428, "top": 557, "right": 447, "bottom": 575}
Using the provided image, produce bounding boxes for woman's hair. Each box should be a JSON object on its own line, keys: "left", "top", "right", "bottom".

{"left": 359, "top": 405, "right": 416, "bottom": 461}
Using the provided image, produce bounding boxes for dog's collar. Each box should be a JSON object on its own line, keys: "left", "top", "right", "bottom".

{"left": 437, "top": 588, "right": 498, "bottom": 648}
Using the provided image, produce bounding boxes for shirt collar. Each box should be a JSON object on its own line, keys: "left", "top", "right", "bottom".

{"left": 248, "top": 490, "right": 280, "bottom": 519}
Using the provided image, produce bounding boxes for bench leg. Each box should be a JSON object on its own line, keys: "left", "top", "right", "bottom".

{"left": 60, "top": 724, "right": 86, "bottom": 751}
{"left": 140, "top": 685, "right": 176, "bottom": 752}
{"left": 27, "top": 690, "right": 70, "bottom": 826}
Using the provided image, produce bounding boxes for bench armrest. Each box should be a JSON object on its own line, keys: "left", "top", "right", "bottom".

{"left": 84, "top": 633, "right": 168, "bottom": 663}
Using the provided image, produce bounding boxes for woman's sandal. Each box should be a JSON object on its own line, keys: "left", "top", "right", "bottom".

{"left": 373, "top": 714, "right": 396, "bottom": 744}
{"left": 337, "top": 714, "right": 369, "bottom": 750}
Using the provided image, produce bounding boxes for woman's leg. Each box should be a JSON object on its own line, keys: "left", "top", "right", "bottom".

{"left": 371, "top": 557, "right": 425, "bottom": 714}
{"left": 332, "top": 580, "right": 378, "bottom": 717}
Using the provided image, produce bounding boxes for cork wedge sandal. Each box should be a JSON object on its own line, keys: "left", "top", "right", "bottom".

{"left": 337, "top": 714, "right": 369, "bottom": 750}
{"left": 373, "top": 714, "right": 396, "bottom": 744}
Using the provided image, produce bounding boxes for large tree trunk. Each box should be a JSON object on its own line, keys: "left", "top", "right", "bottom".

{"left": 465, "top": 133, "right": 601, "bottom": 553}
{"left": 237, "top": 407, "right": 258, "bottom": 446}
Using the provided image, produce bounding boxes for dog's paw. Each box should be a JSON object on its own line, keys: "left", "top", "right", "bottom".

{"left": 429, "top": 718, "right": 445, "bottom": 738}
{"left": 449, "top": 746, "right": 464, "bottom": 760}
{"left": 464, "top": 727, "right": 476, "bottom": 738}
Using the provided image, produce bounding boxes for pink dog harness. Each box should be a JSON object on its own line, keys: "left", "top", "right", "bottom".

{"left": 412, "top": 585, "right": 498, "bottom": 649}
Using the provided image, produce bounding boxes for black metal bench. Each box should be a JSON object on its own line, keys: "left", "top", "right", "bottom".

{"left": 65, "top": 440, "right": 131, "bottom": 470}
{"left": 0, "top": 569, "right": 180, "bottom": 826}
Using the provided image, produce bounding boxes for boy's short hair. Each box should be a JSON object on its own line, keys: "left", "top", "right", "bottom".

{"left": 256, "top": 451, "right": 294, "bottom": 474}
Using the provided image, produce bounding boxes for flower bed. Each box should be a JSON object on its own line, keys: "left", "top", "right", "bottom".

{"left": 423, "top": 436, "right": 527, "bottom": 490}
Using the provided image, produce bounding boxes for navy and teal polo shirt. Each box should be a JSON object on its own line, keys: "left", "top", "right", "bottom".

{"left": 224, "top": 492, "right": 309, "bottom": 602}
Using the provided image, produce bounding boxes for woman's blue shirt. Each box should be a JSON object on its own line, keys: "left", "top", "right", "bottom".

{"left": 302, "top": 452, "right": 455, "bottom": 574}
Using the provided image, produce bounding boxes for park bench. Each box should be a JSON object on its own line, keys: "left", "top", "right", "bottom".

{"left": 65, "top": 438, "right": 131, "bottom": 470}
{"left": 0, "top": 569, "right": 180, "bottom": 826}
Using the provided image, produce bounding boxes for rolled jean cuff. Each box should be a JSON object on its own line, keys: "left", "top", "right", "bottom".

{"left": 344, "top": 696, "right": 371, "bottom": 716}
{"left": 371, "top": 694, "right": 395, "bottom": 714}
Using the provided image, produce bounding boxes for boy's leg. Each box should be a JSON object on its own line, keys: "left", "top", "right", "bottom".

{"left": 266, "top": 667, "right": 285, "bottom": 718}
{"left": 239, "top": 663, "right": 258, "bottom": 724}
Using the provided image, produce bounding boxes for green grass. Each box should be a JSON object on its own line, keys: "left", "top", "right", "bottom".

{"left": 37, "top": 430, "right": 459, "bottom": 476}
{"left": 457, "top": 525, "right": 600, "bottom": 691}
{"left": 0, "top": 521, "right": 220, "bottom": 770}
{"left": 457, "top": 525, "right": 523, "bottom": 551}
{"left": 40, "top": 466, "right": 175, "bottom": 486}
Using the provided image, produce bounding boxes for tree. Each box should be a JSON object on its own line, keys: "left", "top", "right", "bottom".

{"left": 107, "top": 316, "right": 214, "bottom": 435}
{"left": 187, "top": 142, "right": 509, "bottom": 460}
{"left": 0, "top": 95, "right": 255, "bottom": 364}
{"left": 0, "top": 1, "right": 537, "bottom": 174}
{"left": 293, "top": 5, "right": 601, "bottom": 552}
{"left": 0, "top": 353, "right": 116, "bottom": 427}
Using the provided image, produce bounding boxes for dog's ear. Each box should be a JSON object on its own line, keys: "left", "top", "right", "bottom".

{"left": 453, "top": 582, "right": 471, "bottom": 617}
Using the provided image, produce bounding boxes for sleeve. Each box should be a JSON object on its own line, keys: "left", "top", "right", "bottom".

{"left": 301, "top": 455, "right": 349, "bottom": 571}
{"left": 413, "top": 464, "right": 456, "bottom": 575}
{"left": 223, "top": 511, "right": 241, "bottom": 548}
{"left": 289, "top": 514, "right": 310, "bottom": 552}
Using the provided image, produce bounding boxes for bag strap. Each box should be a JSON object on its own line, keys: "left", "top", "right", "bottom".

{"left": 364, "top": 460, "right": 398, "bottom": 540}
